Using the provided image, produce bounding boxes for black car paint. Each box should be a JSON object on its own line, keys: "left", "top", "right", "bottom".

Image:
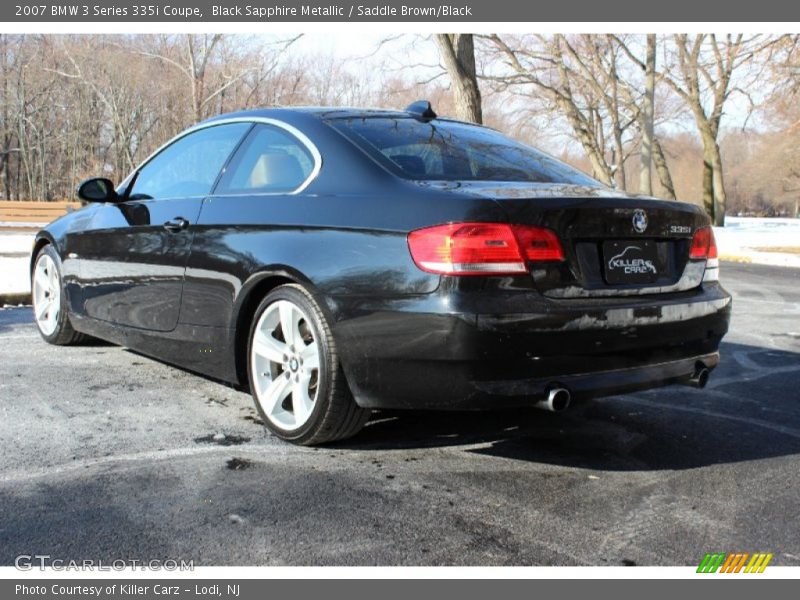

{"left": 35, "top": 107, "right": 731, "bottom": 409}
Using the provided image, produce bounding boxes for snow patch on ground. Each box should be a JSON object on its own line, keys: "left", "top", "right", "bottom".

{"left": 0, "top": 231, "right": 34, "bottom": 255}
{"left": 0, "top": 257, "right": 30, "bottom": 295}
{"left": 715, "top": 217, "right": 800, "bottom": 268}
{"left": 0, "top": 232, "right": 35, "bottom": 295}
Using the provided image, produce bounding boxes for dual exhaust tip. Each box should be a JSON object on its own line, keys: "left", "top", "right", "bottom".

{"left": 535, "top": 363, "right": 711, "bottom": 413}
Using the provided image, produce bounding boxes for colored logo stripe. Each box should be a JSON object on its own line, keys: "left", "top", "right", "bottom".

{"left": 697, "top": 553, "right": 726, "bottom": 573}
{"left": 720, "top": 553, "right": 748, "bottom": 573}
{"left": 697, "top": 552, "right": 773, "bottom": 573}
{"left": 745, "top": 553, "right": 773, "bottom": 573}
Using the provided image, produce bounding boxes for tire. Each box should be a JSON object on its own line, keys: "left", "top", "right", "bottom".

{"left": 247, "top": 284, "right": 371, "bottom": 445}
{"left": 31, "top": 244, "right": 86, "bottom": 345}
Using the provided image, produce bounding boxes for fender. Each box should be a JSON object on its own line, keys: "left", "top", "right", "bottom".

{"left": 228, "top": 265, "right": 337, "bottom": 388}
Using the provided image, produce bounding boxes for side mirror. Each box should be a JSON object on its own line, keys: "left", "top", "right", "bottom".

{"left": 77, "top": 177, "right": 118, "bottom": 203}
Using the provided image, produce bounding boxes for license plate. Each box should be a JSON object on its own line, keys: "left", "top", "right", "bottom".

{"left": 603, "top": 240, "right": 659, "bottom": 284}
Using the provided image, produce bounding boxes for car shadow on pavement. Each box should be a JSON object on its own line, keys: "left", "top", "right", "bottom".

{"left": 336, "top": 341, "right": 800, "bottom": 471}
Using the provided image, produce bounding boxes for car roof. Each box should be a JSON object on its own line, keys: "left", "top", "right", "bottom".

{"left": 287, "top": 106, "right": 418, "bottom": 119}
{"left": 200, "top": 106, "right": 476, "bottom": 126}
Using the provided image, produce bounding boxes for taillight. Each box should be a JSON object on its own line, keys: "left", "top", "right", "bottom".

{"left": 407, "top": 222, "right": 564, "bottom": 276}
{"left": 690, "top": 226, "right": 718, "bottom": 259}
{"left": 514, "top": 225, "right": 565, "bottom": 262}
{"left": 691, "top": 226, "right": 720, "bottom": 282}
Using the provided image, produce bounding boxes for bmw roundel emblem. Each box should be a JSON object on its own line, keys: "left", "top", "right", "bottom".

{"left": 632, "top": 209, "right": 648, "bottom": 233}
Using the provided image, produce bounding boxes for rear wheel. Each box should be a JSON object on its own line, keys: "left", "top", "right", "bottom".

{"left": 31, "top": 245, "right": 85, "bottom": 345}
{"left": 247, "top": 284, "right": 370, "bottom": 445}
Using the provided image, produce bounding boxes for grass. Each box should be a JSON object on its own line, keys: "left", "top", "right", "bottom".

{"left": 718, "top": 254, "right": 753, "bottom": 263}
{"left": 751, "top": 247, "right": 800, "bottom": 254}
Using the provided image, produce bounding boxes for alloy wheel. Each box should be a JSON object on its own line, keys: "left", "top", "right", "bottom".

{"left": 250, "top": 299, "right": 321, "bottom": 430}
{"left": 32, "top": 254, "right": 61, "bottom": 336}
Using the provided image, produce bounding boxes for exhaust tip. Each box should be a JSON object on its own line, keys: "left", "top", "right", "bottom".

{"left": 687, "top": 363, "right": 710, "bottom": 389}
{"left": 694, "top": 367, "right": 710, "bottom": 389}
{"left": 535, "top": 385, "right": 572, "bottom": 412}
{"left": 548, "top": 387, "right": 571, "bottom": 412}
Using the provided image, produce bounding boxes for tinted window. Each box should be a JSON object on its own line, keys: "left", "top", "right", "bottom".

{"left": 215, "top": 124, "right": 315, "bottom": 194}
{"left": 129, "top": 123, "right": 251, "bottom": 200}
{"left": 329, "top": 117, "right": 600, "bottom": 185}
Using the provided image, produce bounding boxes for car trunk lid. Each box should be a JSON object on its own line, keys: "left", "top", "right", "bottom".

{"left": 425, "top": 181, "right": 709, "bottom": 297}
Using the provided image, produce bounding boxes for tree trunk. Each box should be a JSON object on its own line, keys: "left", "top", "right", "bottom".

{"left": 612, "top": 127, "right": 626, "bottom": 190}
{"left": 558, "top": 99, "right": 614, "bottom": 185}
{"left": 639, "top": 34, "right": 656, "bottom": 195}
{"left": 702, "top": 148, "right": 715, "bottom": 221}
{"left": 700, "top": 128, "right": 726, "bottom": 225}
{"left": 1, "top": 34, "right": 8, "bottom": 200}
{"left": 652, "top": 137, "right": 676, "bottom": 199}
{"left": 435, "top": 34, "right": 482, "bottom": 124}
{"left": 709, "top": 142, "right": 727, "bottom": 226}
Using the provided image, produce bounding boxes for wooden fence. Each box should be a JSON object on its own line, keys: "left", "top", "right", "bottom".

{"left": 0, "top": 201, "right": 82, "bottom": 229}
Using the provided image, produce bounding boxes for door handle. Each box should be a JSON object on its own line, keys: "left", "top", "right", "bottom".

{"left": 163, "top": 217, "right": 189, "bottom": 232}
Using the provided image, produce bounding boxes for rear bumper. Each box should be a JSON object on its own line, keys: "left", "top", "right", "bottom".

{"left": 332, "top": 282, "right": 731, "bottom": 410}
{"left": 474, "top": 352, "right": 718, "bottom": 400}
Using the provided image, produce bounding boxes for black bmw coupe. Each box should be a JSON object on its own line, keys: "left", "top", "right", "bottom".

{"left": 32, "top": 102, "right": 731, "bottom": 444}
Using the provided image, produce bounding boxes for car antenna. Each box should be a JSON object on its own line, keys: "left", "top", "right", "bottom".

{"left": 404, "top": 100, "right": 437, "bottom": 122}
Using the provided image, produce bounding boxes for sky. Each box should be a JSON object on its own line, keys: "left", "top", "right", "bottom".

{"left": 290, "top": 31, "right": 443, "bottom": 85}
{"left": 292, "top": 31, "right": 436, "bottom": 62}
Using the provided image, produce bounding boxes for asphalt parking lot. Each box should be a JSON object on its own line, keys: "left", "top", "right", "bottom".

{"left": 1, "top": 262, "right": 798, "bottom": 566}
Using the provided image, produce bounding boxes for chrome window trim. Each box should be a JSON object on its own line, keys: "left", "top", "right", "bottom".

{"left": 118, "top": 117, "right": 323, "bottom": 199}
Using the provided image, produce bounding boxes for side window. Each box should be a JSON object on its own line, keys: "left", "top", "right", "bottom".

{"left": 129, "top": 123, "right": 251, "bottom": 200}
{"left": 215, "top": 124, "right": 315, "bottom": 194}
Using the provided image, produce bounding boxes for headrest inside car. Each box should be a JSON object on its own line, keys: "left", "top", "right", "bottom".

{"left": 249, "top": 153, "right": 304, "bottom": 189}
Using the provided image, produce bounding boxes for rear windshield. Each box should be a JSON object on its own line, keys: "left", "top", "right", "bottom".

{"left": 328, "top": 117, "right": 600, "bottom": 185}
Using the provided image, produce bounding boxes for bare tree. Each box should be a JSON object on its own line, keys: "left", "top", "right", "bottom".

{"left": 434, "top": 34, "right": 482, "bottom": 123}
{"left": 557, "top": 35, "right": 633, "bottom": 188}
{"left": 0, "top": 35, "right": 20, "bottom": 199}
{"left": 134, "top": 35, "right": 262, "bottom": 123}
{"left": 639, "top": 34, "right": 656, "bottom": 195}
{"left": 650, "top": 137, "right": 676, "bottom": 199}
{"left": 483, "top": 34, "right": 617, "bottom": 185}
{"left": 661, "top": 34, "right": 767, "bottom": 225}
{"left": 607, "top": 34, "right": 677, "bottom": 198}
{"left": 482, "top": 34, "right": 676, "bottom": 191}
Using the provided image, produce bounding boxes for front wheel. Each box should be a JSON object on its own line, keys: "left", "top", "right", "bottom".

{"left": 247, "top": 284, "right": 370, "bottom": 445}
{"left": 31, "top": 245, "right": 85, "bottom": 345}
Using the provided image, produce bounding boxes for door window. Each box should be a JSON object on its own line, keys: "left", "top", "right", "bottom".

{"left": 128, "top": 123, "right": 251, "bottom": 200}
